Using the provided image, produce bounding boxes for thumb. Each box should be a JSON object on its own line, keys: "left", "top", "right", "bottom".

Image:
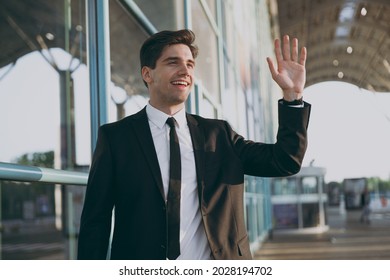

{"left": 266, "top": 57, "right": 277, "bottom": 77}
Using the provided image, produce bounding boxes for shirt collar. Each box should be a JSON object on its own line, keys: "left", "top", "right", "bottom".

{"left": 146, "top": 102, "right": 187, "bottom": 129}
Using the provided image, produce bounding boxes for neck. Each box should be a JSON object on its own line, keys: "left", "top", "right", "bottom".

{"left": 148, "top": 101, "right": 185, "bottom": 116}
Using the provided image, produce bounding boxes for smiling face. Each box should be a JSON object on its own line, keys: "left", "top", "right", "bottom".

{"left": 142, "top": 44, "right": 195, "bottom": 115}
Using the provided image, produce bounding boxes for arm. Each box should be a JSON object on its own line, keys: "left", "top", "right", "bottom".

{"left": 228, "top": 36, "right": 310, "bottom": 176}
{"left": 77, "top": 126, "right": 115, "bottom": 259}
{"left": 228, "top": 101, "right": 310, "bottom": 177}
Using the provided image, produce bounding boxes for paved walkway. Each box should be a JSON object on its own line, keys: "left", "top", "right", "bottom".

{"left": 254, "top": 207, "right": 390, "bottom": 260}
{"left": 4, "top": 206, "right": 390, "bottom": 260}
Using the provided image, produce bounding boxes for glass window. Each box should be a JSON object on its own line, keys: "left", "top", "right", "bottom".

{"left": 273, "top": 204, "right": 298, "bottom": 229}
{"left": 272, "top": 178, "right": 298, "bottom": 195}
{"left": 0, "top": 1, "right": 88, "bottom": 259}
{"left": 302, "top": 203, "right": 320, "bottom": 228}
{"left": 0, "top": 1, "right": 89, "bottom": 169}
{"left": 1, "top": 180, "right": 55, "bottom": 220}
{"left": 220, "top": 1, "right": 235, "bottom": 62}
{"left": 257, "top": 196, "right": 264, "bottom": 234}
{"left": 205, "top": 0, "right": 216, "bottom": 18}
{"left": 191, "top": 0, "right": 220, "bottom": 102}
{"left": 133, "top": 0, "right": 178, "bottom": 30}
{"left": 245, "top": 198, "right": 251, "bottom": 240}
{"left": 200, "top": 96, "right": 218, "bottom": 118}
{"left": 221, "top": 60, "right": 238, "bottom": 127}
{"left": 301, "top": 177, "right": 318, "bottom": 194}
{"left": 108, "top": 0, "right": 150, "bottom": 122}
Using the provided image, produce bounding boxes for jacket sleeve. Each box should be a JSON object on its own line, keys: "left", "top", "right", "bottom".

{"left": 228, "top": 101, "right": 311, "bottom": 177}
{"left": 77, "top": 125, "right": 115, "bottom": 259}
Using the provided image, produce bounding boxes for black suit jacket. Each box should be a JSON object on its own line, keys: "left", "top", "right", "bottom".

{"left": 77, "top": 101, "right": 311, "bottom": 260}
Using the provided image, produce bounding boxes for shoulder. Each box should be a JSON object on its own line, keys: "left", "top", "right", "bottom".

{"left": 187, "top": 114, "right": 234, "bottom": 136}
{"left": 100, "top": 107, "right": 147, "bottom": 132}
{"left": 187, "top": 113, "right": 228, "bottom": 127}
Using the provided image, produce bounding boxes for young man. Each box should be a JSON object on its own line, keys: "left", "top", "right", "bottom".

{"left": 77, "top": 29, "right": 311, "bottom": 260}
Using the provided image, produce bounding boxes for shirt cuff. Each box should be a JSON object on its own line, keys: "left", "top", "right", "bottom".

{"left": 280, "top": 98, "right": 304, "bottom": 108}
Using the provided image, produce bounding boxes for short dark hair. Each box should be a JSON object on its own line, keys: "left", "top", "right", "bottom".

{"left": 140, "top": 29, "right": 198, "bottom": 86}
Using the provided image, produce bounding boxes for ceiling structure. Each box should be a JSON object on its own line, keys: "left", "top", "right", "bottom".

{"left": 0, "top": 0, "right": 86, "bottom": 68}
{"left": 0, "top": 0, "right": 389, "bottom": 93}
{"left": 276, "top": 0, "right": 390, "bottom": 92}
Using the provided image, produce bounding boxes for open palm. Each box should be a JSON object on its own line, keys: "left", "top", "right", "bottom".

{"left": 267, "top": 35, "right": 307, "bottom": 101}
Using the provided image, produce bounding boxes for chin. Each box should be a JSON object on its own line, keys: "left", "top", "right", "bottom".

{"left": 175, "top": 92, "right": 190, "bottom": 102}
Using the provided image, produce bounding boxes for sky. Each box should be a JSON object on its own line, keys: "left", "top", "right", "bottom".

{"left": 302, "top": 81, "right": 390, "bottom": 182}
{"left": 0, "top": 51, "right": 91, "bottom": 167}
{"left": 1, "top": 52, "right": 390, "bottom": 183}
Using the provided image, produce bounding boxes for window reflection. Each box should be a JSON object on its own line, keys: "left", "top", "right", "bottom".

{"left": 200, "top": 96, "right": 217, "bottom": 118}
{"left": 133, "top": 0, "right": 178, "bottom": 30}
{"left": 301, "top": 177, "right": 318, "bottom": 194}
{"left": 108, "top": 0, "right": 149, "bottom": 121}
{"left": 191, "top": 0, "right": 220, "bottom": 102}
{"left": 0, "top": 0, "right": 89, "bottom": 168}
{"left": 272, "top": 178, "right": 297, "bottom": 195}
{"left": 204, "top": 0, "right": 216, "bottom": 17}
{"left": 302, "top": 203, "right": 320, "bottom": 228}
{"left": 273, "top": 204, "right": 299, "bottom": 229}
{"left": 0, "top": 0, "right": 88, "bottom": 260}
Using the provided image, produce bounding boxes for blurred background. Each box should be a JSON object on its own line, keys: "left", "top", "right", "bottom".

{"left": 0, "top": 0, "right": 389, "bottom": 260}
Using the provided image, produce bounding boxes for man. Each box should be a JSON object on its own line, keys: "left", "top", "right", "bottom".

{"left": 77, "top": 29, "right": 311, "bottom": 260}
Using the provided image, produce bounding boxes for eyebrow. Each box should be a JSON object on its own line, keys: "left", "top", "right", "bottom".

{"left": 162, "top": 56, "right": 195, "bottom": 65}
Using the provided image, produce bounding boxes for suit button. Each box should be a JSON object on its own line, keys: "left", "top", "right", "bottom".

{"left": 161, "top": 245, "right": 166, "bottom": 249}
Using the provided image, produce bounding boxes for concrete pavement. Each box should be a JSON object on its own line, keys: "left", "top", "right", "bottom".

{"left": 3, "top": 206, "right": 390, "bottom": 260}
{"left": 254, "top": 207, "right": 390, "bottom": 260}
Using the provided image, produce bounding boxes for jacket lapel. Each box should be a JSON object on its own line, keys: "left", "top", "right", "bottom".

{"left": 130, "top": 107, "right": 165, "bottom": 199}
{"left": 186, "top": 114, "right": 206, "bottom": 206}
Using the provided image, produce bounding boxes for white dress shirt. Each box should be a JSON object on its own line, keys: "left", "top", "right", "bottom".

{"left": 146, "top": 103, "right": 212, "bottom": 260}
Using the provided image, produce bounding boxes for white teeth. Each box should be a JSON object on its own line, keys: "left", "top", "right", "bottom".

{"left": 172, "top": 81, "right": 188, "bottom": 86}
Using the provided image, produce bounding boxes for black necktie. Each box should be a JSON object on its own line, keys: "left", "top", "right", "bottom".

{"left": 166, "top": 117, "right": 181, "bottom": 259}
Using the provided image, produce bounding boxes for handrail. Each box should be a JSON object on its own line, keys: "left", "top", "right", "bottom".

{"left": 0, "top": 162, "right": 88, "bottom": 186}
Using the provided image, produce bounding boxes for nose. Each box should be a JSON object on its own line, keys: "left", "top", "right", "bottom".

{"left": 178, "top": 63, "right": 191, "bottom": 76}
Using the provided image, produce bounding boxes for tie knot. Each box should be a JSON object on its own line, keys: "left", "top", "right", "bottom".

{"left": 166, "top": 117, "right": 176, "bottom": 129}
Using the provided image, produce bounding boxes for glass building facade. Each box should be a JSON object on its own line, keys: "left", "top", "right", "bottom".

{"left": 0, "top": 0, "right": 281, "bottom": 259}
{"left": 271, "top": 167, "right": 328, "bottom": 232}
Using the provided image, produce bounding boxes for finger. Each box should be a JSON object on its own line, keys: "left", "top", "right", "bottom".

{"left": 299, "top": 46, "right": 307, "bottom": 66}
{"left": 274, "top": 38, "right": 283, "bottom": 63}
{"left": 282, "top": 35, "right": 291, "bottom": 61}
{"left": 291, "top": 38, "right": 298, "bottom": 62}
{"left": 266, "top": 57, "right": 277, "bottom": 77}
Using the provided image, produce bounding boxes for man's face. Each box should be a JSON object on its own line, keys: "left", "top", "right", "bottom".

{"left": 142, "top": 44, "right": 195, "bottom": 112}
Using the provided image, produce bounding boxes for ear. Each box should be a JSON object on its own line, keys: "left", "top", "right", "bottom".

{"left": 141, "top": 66, "right": 152, "bottom": 84}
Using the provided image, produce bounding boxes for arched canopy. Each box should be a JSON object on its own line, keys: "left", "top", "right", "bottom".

{"left": 276, "top": 0, "right": 390, "bottom": 92}
{"left": 1, "top": 0, "right": 389, "bottom": 92}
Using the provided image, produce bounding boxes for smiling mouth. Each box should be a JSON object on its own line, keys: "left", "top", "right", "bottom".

{"left": 171, "top": 80, "right": 190, "bottom": 86}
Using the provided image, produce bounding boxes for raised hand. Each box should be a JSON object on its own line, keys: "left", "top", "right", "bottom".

{"left": 266, "top": 35, "right": 307, "bottom": 101}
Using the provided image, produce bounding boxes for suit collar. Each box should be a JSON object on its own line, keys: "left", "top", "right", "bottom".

{"left": 146, "top": 103, "right": 187, "bottom": 129}
{"left": 130, "top": 107, "right": 165, "bottom": 199}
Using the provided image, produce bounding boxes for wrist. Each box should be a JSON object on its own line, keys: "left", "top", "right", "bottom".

{"left": 282, "top": 97, "right": 304, "bottom": 106}
{"left": 282, "top": 90, "right": 303, "bottom": 102}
